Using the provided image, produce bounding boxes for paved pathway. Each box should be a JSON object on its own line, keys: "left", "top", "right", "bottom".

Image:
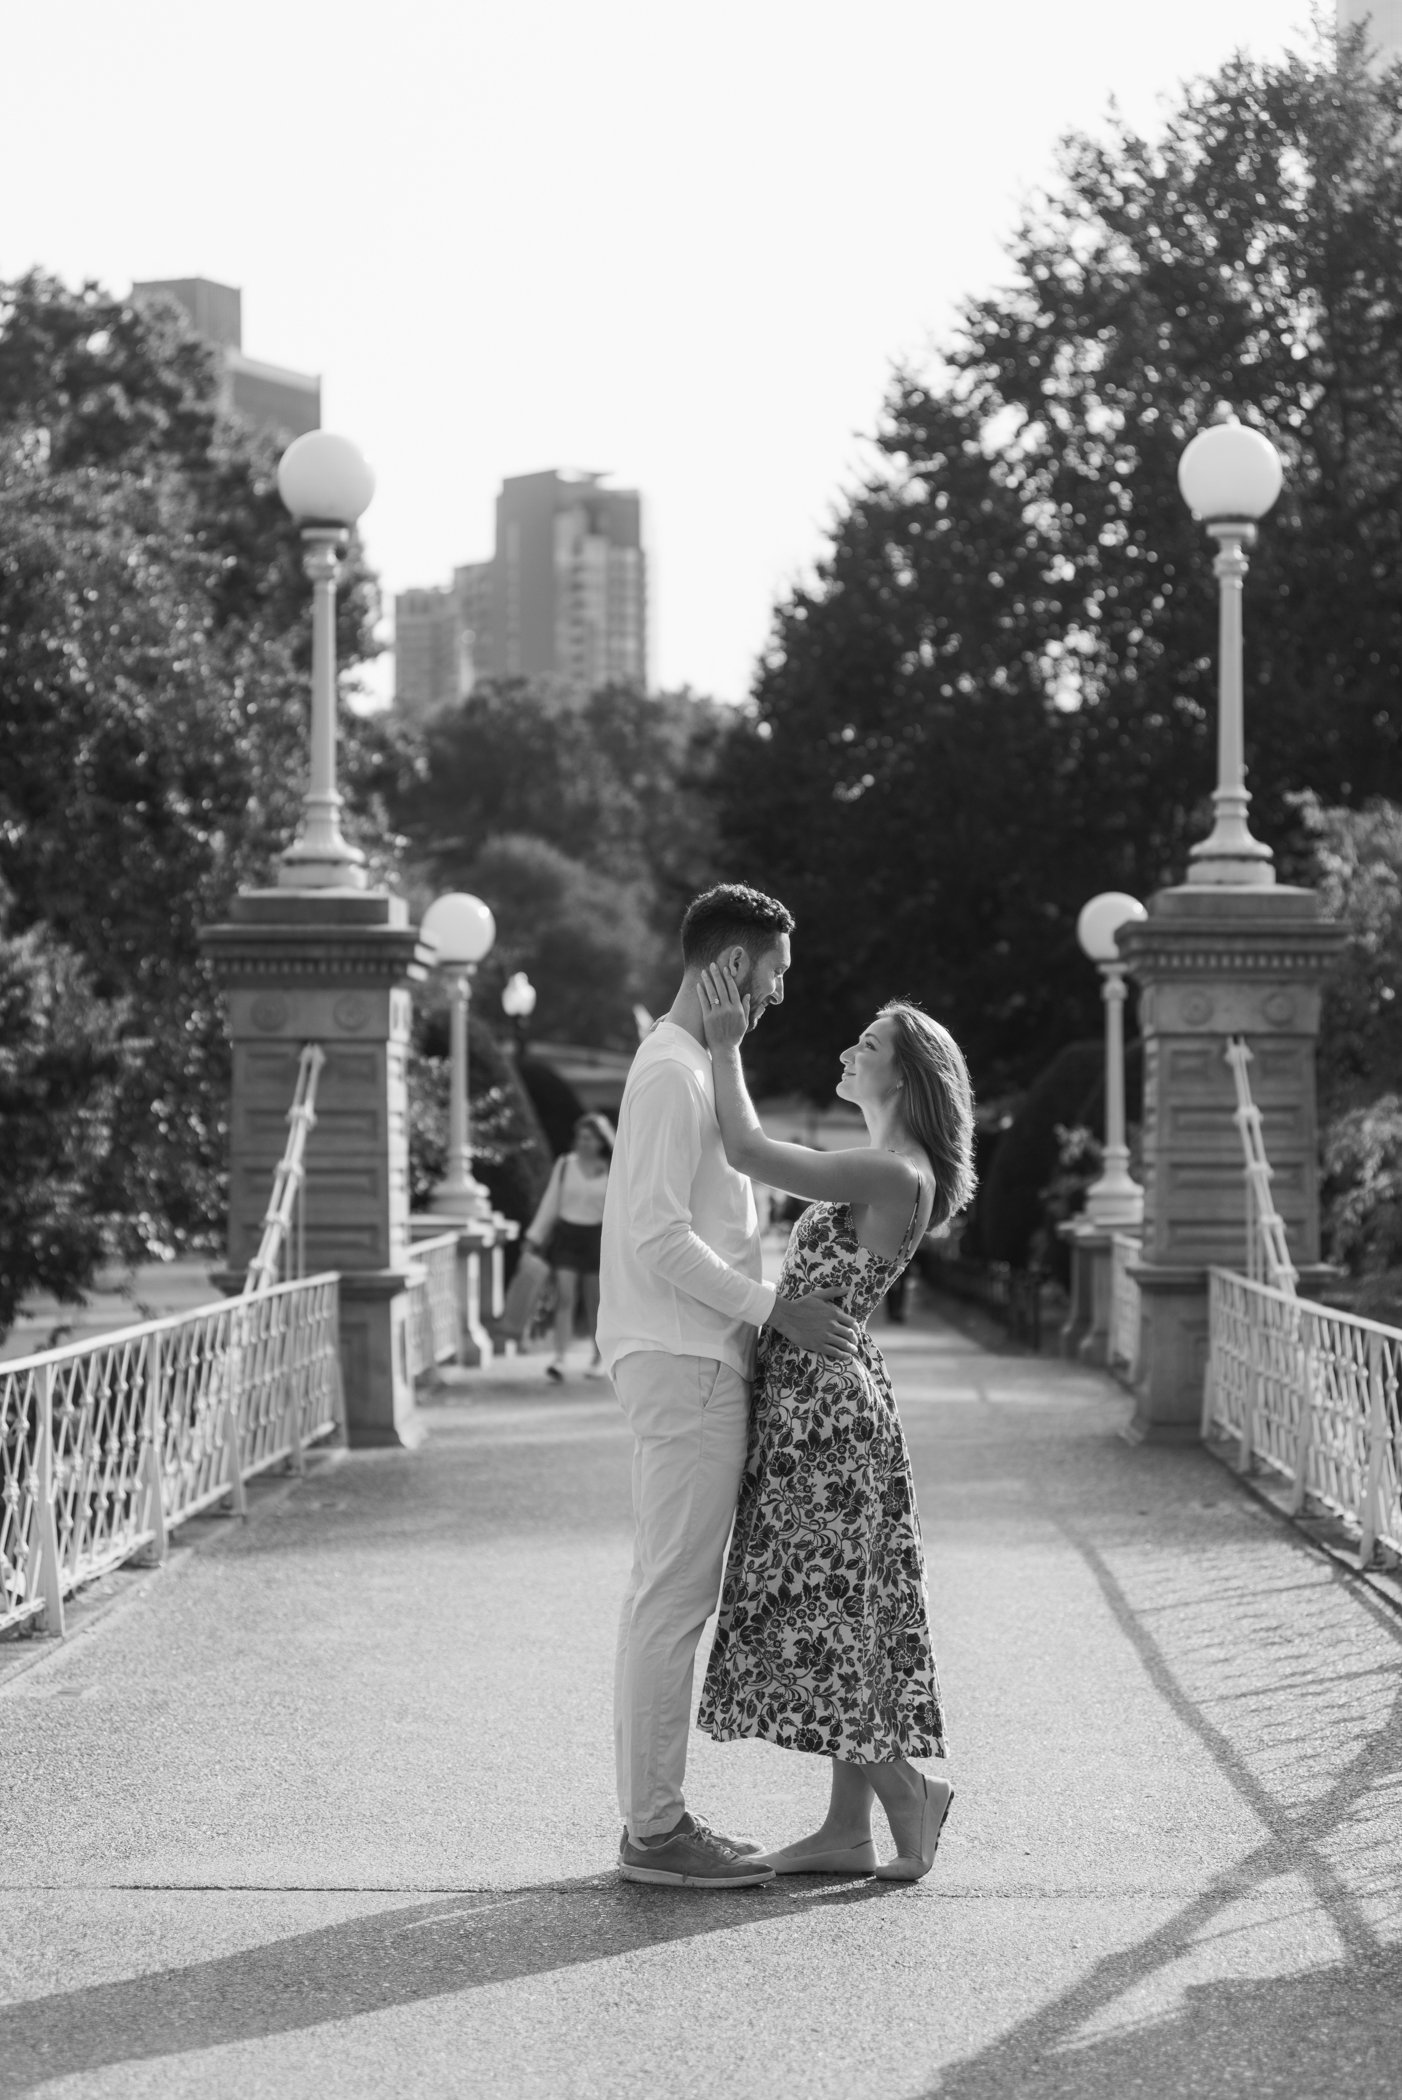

{"left": 2, "top": 1301, "right": 1401, "bottom": 2097}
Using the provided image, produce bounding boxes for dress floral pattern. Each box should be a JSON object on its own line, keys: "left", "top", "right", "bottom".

{"left": 698, "top": 1196, "right": 947, "bottom": 1764}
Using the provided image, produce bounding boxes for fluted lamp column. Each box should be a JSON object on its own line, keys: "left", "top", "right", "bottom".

{"left": 1077, "top": 891, "right": 1148, "bottom": 1230}
{"left": 275, "top": 431, "right": 376, "bottom": 890}
{"left": 1177, "top": 418, "right": 1284, "bottom": 887}
{"left": 422, "top": 892, "right": 496, "bottom": 1219}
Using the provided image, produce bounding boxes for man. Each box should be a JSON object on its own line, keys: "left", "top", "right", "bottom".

{"left": 599, "top": 883, "right": 860, "bottom": 1888}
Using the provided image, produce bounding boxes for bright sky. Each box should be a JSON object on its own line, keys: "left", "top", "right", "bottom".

{"left": 1, "top": 0, "right": 1310, "bottom": 705}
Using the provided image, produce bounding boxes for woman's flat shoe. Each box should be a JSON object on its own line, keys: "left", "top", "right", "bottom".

{"left": 753, "top": 1839, "right": 878, "bottom": 1876}
{"left": 874, "top": 1775, "right": 954, "bottom": 1883}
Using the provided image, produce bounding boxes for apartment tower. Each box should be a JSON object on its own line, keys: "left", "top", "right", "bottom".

{"left": 458, "top": 471, "right": 645, "bottom": 697}
{"left": 131, "top": 278, "right": 320, "bottom": 443}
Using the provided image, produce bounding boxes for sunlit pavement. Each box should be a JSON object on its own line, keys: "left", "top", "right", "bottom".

{"left": 2, "top": 1293, "right": 1400, "bottom": 2099}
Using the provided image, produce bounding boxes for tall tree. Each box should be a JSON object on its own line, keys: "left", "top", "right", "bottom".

{"left": 445, "top": 833, "right": 664, "bottom": 1049}
{"left": 0, "top": 275, "right": 394, "bottom": 1276}
{"left": 717, "top": 26, "right": 1402, "bottom": 1096}
{"left": 0, "top": 894, "right": 125, "bottom": 1330}
{"left": 386, "top": 679, "right": 730, "bottom": 1031}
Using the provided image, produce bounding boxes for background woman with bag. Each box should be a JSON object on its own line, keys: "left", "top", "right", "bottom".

{"left": 526, "top": 1113, "right": 614, "bottom": 1381}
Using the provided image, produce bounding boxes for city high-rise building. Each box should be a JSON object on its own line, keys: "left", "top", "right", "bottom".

{"left": 130, "top": 277, "right": 321, "bottom": 443}
{"left": 392, "top": 470, "right": 648, "bottom": 716}
{"left": 1339, "top": 1, "right": 1402, "bottom": 59}
{"left": 458, "top": 470, "right": 646, "bottom": 700}
{"left": 393, "top": 585, "right": 472, "bottom": 724}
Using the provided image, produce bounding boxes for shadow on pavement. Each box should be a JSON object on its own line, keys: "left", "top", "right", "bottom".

{"left": 920, "top": 1512, "right": 1402, "bottom": 2099}
{"left": 927, "top": 1960, "right": 1402, "bottom": 2100}
{"left": 0, "top": 1874, "right": 893, "bottom": 2095}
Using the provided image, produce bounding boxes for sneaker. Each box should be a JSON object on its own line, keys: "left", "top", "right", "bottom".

{"left": 618, "top": 1812, "right": 775, "bottom": 1888}
{"left": 545, "top": 1362, "right": 565, "bottom": 1383}
{"left": 619, "top": 1821, "right": 760, "bottom": 1859}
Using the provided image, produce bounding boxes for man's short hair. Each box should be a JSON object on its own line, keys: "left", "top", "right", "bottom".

{"left": 680, "top": 884, "right": 794, "bottom": 969}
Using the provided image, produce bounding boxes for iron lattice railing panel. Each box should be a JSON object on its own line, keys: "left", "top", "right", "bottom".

{"left": 1303, "top": 1315, "right": 1371, "bottom": 1519}
{"left": 50, "top": 1330, "right": 156, "bottom": 1588}
{"left": 408, "top": 1235, "right": 460, "bottom": 1380}
{"left": 0, "top": 1369, "right": 45, "bottom": 1631}
{"left": 159, "top": 1301, "right": 240, "bottom": 1530}
{"left": 0, "top": 1273, "right": 344, "bottom": 1637}
{"left": 1206, "top": 1269, "right": 1402, "bottom": 1561}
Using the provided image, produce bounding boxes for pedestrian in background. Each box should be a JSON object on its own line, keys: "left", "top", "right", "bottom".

{"left": 525, "top": 1113, "right": 614, "bottom": 1382}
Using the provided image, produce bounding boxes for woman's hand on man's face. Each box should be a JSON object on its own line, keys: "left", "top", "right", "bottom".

{"left": 699, "top": 962, "right": 750, "bottom": 1050}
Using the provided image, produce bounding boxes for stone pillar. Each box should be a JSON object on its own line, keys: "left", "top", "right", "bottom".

{"left": 1116, "top": 886, "right": 1344, "bottom": 1442}
{"left": 201, "top": 890, "right": 432, "bottom": 1447}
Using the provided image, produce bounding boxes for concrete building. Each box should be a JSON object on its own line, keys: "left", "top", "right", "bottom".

{"left": 393, "top": 585, "right": 472, "bottom": 723}
{"left": 131, "top": 277, "right": 320, "bottom": 443}
{"left": 427, "top": 470, "right": 647, "bottom": 704}
{"left": 1339, "top": 1, "right": 1402, "bottom": 59}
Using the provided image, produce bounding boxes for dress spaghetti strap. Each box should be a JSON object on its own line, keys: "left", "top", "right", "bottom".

{"left": 894, "top": 1181, "right": 930, "bottom": 1269}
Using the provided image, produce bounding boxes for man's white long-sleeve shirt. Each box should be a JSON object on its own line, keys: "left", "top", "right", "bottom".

{"left": 597, "top": 1020, "right": 777, "bottom": 1380}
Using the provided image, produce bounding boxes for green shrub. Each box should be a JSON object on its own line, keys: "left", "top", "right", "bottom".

{"left": 1321, "top": 1095, "right": 1402, "bottom": 1325}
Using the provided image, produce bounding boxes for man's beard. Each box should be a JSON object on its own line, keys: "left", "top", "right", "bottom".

{"left": 736, "top": 963, "right": 768, "bottom": 1031}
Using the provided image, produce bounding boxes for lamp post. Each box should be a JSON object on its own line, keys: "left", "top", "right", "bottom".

{"left": 1177, "top": 417, "right": 1284, "bottom": 887}
{"left": 275, "top": 431, "right": 376, "bottom": 890}
{"left": 501, "top": 970, "right": 537, "bottom": 1058}
{"left": 1076, "top": 890, "right": 1148, "bottom": 1229}
{"left": 422, "top": 892, "right": 496, "bottom": 1218}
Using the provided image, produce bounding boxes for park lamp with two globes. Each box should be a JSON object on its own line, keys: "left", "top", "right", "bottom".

{"left": 1072, "top": 416, "right": 1283, "bottom": 1230}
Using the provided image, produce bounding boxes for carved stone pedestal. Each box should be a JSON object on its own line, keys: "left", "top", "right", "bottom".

{"left": 201, "top": 889, "right": 431, "bottom": 1447}
{"left": 1116, "top": 885, "right": 1344, "bottom": 1443}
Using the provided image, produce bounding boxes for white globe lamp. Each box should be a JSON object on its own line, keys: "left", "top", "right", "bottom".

{"left": 422, "top": 893, "right": 497, "bottom": 969}
{"left": 1178, "top": 420, "right": 1283, "bottom": 524}
{"left": 1077, "top": 892, "right": 1147, "bottom": 964}
{"left": 276, "top": 432, "right": 376, "bottom": 526}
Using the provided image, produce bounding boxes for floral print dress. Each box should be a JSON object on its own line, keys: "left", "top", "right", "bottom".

{"left": 698, "top": 1195, "right": 947, "bottom": 1764}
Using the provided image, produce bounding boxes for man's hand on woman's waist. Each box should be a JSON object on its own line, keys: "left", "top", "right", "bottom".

{"left": 767, "top": 1287, "right": 860, "bottom": 1359}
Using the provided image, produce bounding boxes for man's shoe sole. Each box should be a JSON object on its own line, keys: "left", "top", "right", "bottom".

{"left": 618, "top": 1860, "right": 776, "bottom": 1889}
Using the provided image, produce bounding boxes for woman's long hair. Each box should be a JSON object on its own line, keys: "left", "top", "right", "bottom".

{"left": 879, "top": 1002, "right": 976, "bottom": 1229}
{"left": 574, "top": 1112, "right": 615, "bottom": 1163}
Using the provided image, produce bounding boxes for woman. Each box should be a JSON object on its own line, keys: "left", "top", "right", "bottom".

{"left": 695, "top": 966, "right": 976, "bottom": 1880}
{"left": 525, "top": 1113, "right": 614, "bottom": 1381}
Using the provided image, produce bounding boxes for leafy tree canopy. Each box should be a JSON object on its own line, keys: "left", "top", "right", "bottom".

{"left": 716, "top": 26, "right": 1402, "bottom": 1097}
{"left": 417, "top": 832, "right": 664, "bottom": 1051}
{"left": 0, "top": 273, "right": 396, "bottom": 1284}
{"left": 387, "top": 681, "right": 726, "bottom": 919}
{"left": 384, "top": 680, "right": 730, "bottom": 1041}
{"left": 0, "top": 890, "right": 125, "bottom": 1331}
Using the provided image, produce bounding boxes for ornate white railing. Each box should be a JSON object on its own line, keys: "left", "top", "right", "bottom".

{"left": 407, "top": 1231, "right": 462, "bottom": 1380}
{"left": 1224, "top": 1037, "right": 1297, "bottom": 1293}
{"left": 1204, "top": 1268, "right": 1402, "bottom": 1564}
{"left": 0, "top": 1274, "right": 342, "bottom": 1640}
{"left": 243, "top": 1043, "right": 325, "bottom": 1293}
{"left": 1108, "top": 1234, "right": 1143, "bottom": 1380}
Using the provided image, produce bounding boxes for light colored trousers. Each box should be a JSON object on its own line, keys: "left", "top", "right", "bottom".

{"left": 612, "top": 1350, "right": 749, "bottom": 1841}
